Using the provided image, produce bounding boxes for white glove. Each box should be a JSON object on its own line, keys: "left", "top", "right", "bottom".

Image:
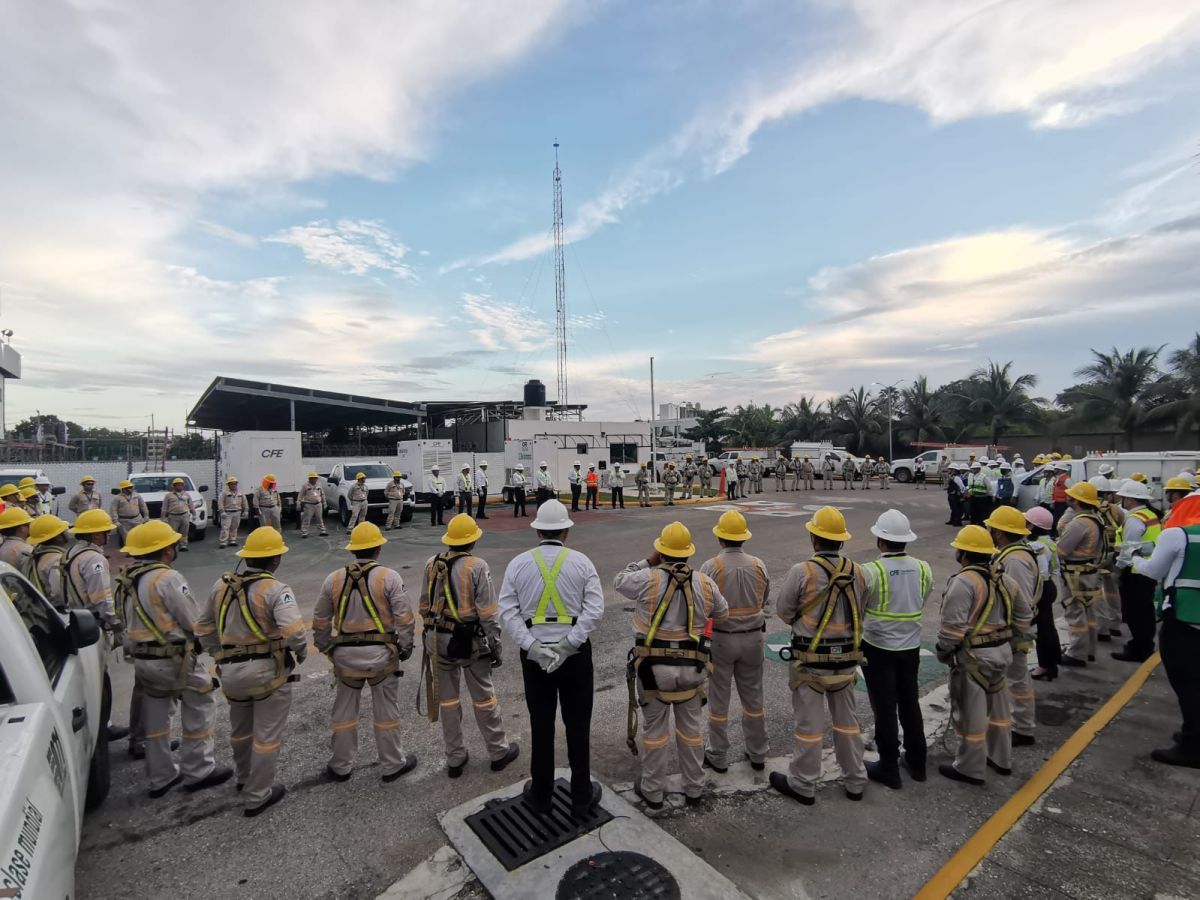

{"left": 545, "top": 636, "right": 581, "bottom": 674}
{"left": 527, "top": 640, "right": 560, "bottom": 673}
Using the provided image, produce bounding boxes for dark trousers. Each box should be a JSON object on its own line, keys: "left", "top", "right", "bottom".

{"left": 1034, "top": 580, "right": 1062, "bottom": 673}
{"left": 1160, "top": 614, "right": 1200, "bottom": 750}
{"left": 513, "top": 487, "right": 527, "bottom": 517}
{"left": 946, "top": 492, "right": 963, "bottom": 525}
{"left": 862, "top": 643, "right": 925, "bottom": 768}
{"left": 1119, "top": 569, "right": 1157, "bottom": 658}
{"left": 429, "top": 494, "right": 445, "bottom": 526}
{"left": 520, "top": 640, "right": 593, "bottom": 808}
{"left": 570, "top": 483, "right": 582, "bottom": 511}
{"left": 536, "top": 487, "right": 550, "bottom": 508}
{"left": 968, "top": 495, "right": 989, "bottom": 525}
{"left": 477, "top": 489, "right": 488, "bottom": 518}
{"left": 726, "top": 482, "right": 737, "bottom": 501}
{"left": 1051, "top": 501, "right": 1068, "bottom": 530}
{"left": 457, "top": 491, "right": 474, "bottom": 517}
{"left": 585, "top": 486, "right": 598, "bottom": 509}
{"left": 611, "top": 487, "right": 624, "bottom": 509}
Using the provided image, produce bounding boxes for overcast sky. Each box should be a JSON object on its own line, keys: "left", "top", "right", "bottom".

{"left": 2, "top": 0, "right": 1199, "bottom": 431}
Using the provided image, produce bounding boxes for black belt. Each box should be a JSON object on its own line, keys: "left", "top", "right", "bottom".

{"left": 968, "top": 636, "right": 1011, "bottom": 649}
{"left": 714, "top": 624, "right": 766, "bottom": 635}
{"left": 219, "top": 647, "right": 276, "bottom": 664}
{"left": 524, "top": 617, "right": 576, "bottom": 628}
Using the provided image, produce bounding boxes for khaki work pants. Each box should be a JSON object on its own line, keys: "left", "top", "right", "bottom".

{"left": 432, "top": 634, "right": 508, "bottom": 767}
{"left": 823, "top": 472, "right": 834, "bottom": 489}
{"left": 116, "top": 517, "right": 144, "bottom": 546}
{"left": 347, "top": 500, "right": 368, "bottom": 529}
{"left": 258, "top": 506, "right": 281, "bottom": 530}
{"left": 638, "top": 484, "right": 650, "bottom": 506}
{"left": 638, "top": 664, "right": 706, "bottom": 802}
{"left": 328, "top": 674, "right": 407, "bottom": 777}
{"left": 699, "top": 477, "right": 711, "bottom": 498}
{"left": 1097, "top": 570, "right": 1122, "bottom": 634}
{"left": 219, "top": 512, "right": 241, "bottom": 544}
{"left": 804, "top": 475, "right": 814, "bottom": 490}
{"left": 386, "top": 499, "right": 403, "bottom": 528}
{"left": 1008, "top": 649, "right": 1035, "bottom": 737}
{"left": 949, "top": 662, "right": 1012, "bottom": 781}
{"left": 705, "top": 630, "right": 768, "bottom": 768}
{"left": 141, "top": 687, "right": 217, "bottom": 790}
{"left": 165, "top": 512, "right": 190, "bottom": 549}
{"left": 787, "top": 674, "right": 866, "bottom": 798}
{"left": 1064, "top": 576, "right": 1100, "bottom": 660}
{"left": 878, "top": 475, "right": 889, "bottom": 490}
{"left": 775, "top": 474, "right": 786, "bottom": 492}
{"left": 229, "top": 684, "right": 293, "bottom": 808}
{"left": 301, "top": 502, "right": 325, "bottom": 535}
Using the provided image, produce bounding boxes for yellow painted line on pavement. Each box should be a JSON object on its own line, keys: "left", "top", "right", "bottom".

{"left": 915, "top": 652, "right": 1162, "bottom": 900}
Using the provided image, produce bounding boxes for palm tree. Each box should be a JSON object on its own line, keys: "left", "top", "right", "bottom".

{"left": 778, "top": 396, "right": 829, "bottom": 444}
{"left": 833, "top": 387, "right": 882, "bottom": 454}
{"left": 1059, "top": 346, "right": 1169, "bottom": 450}
{"left": 1155, "top": 333, "right": 1200, "bottom": 445}
{"left": 897, "top": 376, "right": 946, "bottom": 445}
{"left": 958, "top": 361, "right": 1042, "bottom": 447}
{"left": 682, "top": 406, "right": 728, "bottom": 455}
{"left": 721, "top": 403, "right": 779, "bottom": 447}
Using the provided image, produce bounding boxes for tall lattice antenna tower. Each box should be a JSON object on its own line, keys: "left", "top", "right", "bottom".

{"left": 552, "top": 141, "right": 569, "bottom": 410}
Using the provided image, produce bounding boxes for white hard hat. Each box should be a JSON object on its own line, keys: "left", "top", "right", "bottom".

{"left": 1055, "top": 462, "right": 1070, "bottom": 471}
{"left": 462, "top": 464, "right": 470, "bottom": 470}
{"left": 1097, "top": 463, "right": 1115, "bottom": 476}
{"left": 588, "top": 464, "right": 595, "bottom": 469}
{"left": 431, "top": 466, "right": 439, "bottom": 471}
{"left": 1178, "top": 470, "right": 1199, "bottom": 488}
{"left": 530, "top": 499, "right": 573, "bottom": 531}
{"left": 480, "top": 461, "right": 488, "bottom": 467}
{"left": 970, "top": 462, "right": 981, "bottom": 469}
{"left": 1088, "top": 475, "right": 1111, "bottom": 491}
{"left": 35, "top": 475, "right": 50, "bottom": 485}
{"left": 1116, "top": 479, "right": 1151, "bottom": 501}
{"left": 539, "top": 461, "right": 548, "bottom": 467}
{"left": 1000, "top": 462, "right": 1011, "bottom": 470}
{"left": 516, "top": 463, "right": 524, "bottom": 470}
{"left": 573, "top": 460, "right": 581, "bottom": 466}
{"left": 870, "top": 509, "right": 917, "bottom": 543}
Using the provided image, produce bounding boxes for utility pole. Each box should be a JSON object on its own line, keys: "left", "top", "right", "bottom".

{"left": 649, "top": 356, "right": 656, "bottom": 484}
{"left": 552, "top": 142, "right": 569, "bottom": 415}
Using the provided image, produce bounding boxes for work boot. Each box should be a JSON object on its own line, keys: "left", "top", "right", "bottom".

{"left": 745, "top": 753, "right": 765, "bottom": 772}
{"left": 768, "top": 772, "right": 814, "bottom": 806}
{"left": 1111, "top": 649, "right": 1151, "bottom": 663}
{"left": 902, "top": 753, "right": 926, "bottom": 782}
{"left": 447, "top": 753, "right": 469, "bottom": 779}
{"left": 986, "top": 759, "right": 1012, "bottom": 776}
{"left": 1012, "top": 732, "right": 1036, "bottom": 747}
{"left": 185, "top": 765, "right": 234, "bottom": 793}
{"left": 702, "top": 755, "right": 728, "bottom": 774}
{"left": 148, "top": 773, "right": 184, "bottom": 799}
{"left": 325, "top": 765, "right": 352, "bottom": 783}
{"left": 107, "top": 725, "right": 130, "bottom": 742}
{"left": 572, "top": 782, "right": 603, "bottom": 819}
{"left": 382, "top": 754, "right": 419, "bottom": 783}
{"left": 938, "top": 763, "right": 983, "bottom": 786}
{"left": 634, "top": 780, "right": 663, "bottom": 810}
{"left": 1060, "top": 656, "right": 1087, "bottom": 668}
{"left": 244, "top": 783, "right": 287, "bottom": 817}
{"left": 1097, "top": 633, "right": 1112, "bottom": 643}
{"left": 1151, "top": 745, "right": 1200, "bottom": 769}
{"left": 865, "top": 760, "right": 901, "bottom": 790}
{"left": 490, "top": 743, "right": 520, "bottom": 772}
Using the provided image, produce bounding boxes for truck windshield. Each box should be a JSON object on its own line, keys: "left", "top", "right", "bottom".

{"left": 132, "top": 475, "right": 194, "bottom": 492}
{"left": 345, "top": 464, "right": 392, "bottom": 479}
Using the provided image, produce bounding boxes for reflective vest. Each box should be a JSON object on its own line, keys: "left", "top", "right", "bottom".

{"left": 1117, "top": 507, "right": 1161, "bottom": 547}
{"left": 862, "top": 554, "right": 931, "bottom": 651}
{"left": 1167, "top": 524, "right": 1200, "bottom": 625}
{"left": 586, "top": 472, "right": 599, "bottom": 488}
{"left": 1052, "top": 474, "right": 1069, "bottom": 503}
{"left": 968, "top": 474, "right": 989, "bottom": 497}
{"left": 527, "top": 547, "right": 575, "bottom": 627}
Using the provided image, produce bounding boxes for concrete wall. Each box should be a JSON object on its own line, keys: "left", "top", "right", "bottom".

{"left": 1002, "top": 430, "right": 1200, "bottom": 459}
{"left": 27, "top": 459, "right": 220, "bottom": 521}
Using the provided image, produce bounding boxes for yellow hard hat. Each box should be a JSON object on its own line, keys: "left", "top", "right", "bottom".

{"left": 712, "top": 510, "right": 752, "bottom": 542}
{"left": 307, "top": 472, "right": 319, "bottom": 479}
{"left": 654, "top": 521, "right": 696, "bottom": 558}
{"left": 29, "top": 515, "right": 70, "bottom": 545}
{"left": 392, "top": 471, "right": 402, "bottom": 478}
{"left": 265, "top": 474, "right": 277, "bottom": 484}
{"left": 806, "top": 506, "right": 850, "bottom": 542}
{"left": 346, "top": 521, "right": 387, "bottom": 552}
{"left": 1061, "top": 453, "right": 1073, "bottom": 461}
{"left": 121, "top": 520, "right": 181, "bottom": 556}
{"left": 171, "top": 477, "right": 185, "bottom": 486}
{"left": 1130, "top": 472, "right": 1147, "bottom": 484}
{"left": 80, "top": 475, "right": 97, "bottom": 485}
{"left": 17, "top": 477, "right": 34, "bottom": 489}
{"left": 355, "top": 472, "right": 366, "bottom": 480}
{"left": 951, "top": 524, "right": 996, "bottom": 555}
{"left": 237, "top": 526, "right": 289, "bottom": 559}
{"left": 0, "top": 483, "right": 18, "bottom": 499}
{"left": 1050, "top": 452, "right": 1062, "bottom": 460}
{"left": 18, "top": 487, "right": 37, "bottom": 501}
{"left": 118, "top": 479, "right": 134, "bottom": 490}
{"left": 442, "top": 513, "right": 483, "bottom": 547}
{"left": 226, "top": 476, "right": 239, "bottom": 485}
{"left": 1165, "top": 476, "right": 1195, "bottom": 492}
{"left": 72, "top": 509, "right": 116, "bottom": 534}
{"left": 1066, "top": 481, "right": 1100, "bottom": 506}
{"left": 984, "top": 505, "right": 1031, "bottom": 536}
{"left": 0, "top": 506, "right": 34, "bottom": 530}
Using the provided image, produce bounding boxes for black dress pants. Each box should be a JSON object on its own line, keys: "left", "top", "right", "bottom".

{"left": 1119, "top": 569, "right": 1157, "bottom": 658}
{"left": 521, "top": 640, "right": 594, "bottom": 809}
{"left": 570, "top": 483, "right": 582, "bottom": 511}
{"left": 1160, "top": 613, "right": 1200, "bottom": 750}
{"left": 862, "top": 642, "right": 925, "bottom": 768}
{"left": 513, "top": 487, "right": 527, "bottom": 517}
{"left": 1034, "top": 579, "right": 1062, "bottom": 673}
{"left": 429, "top": 494, "right": 444, "bottom": 526}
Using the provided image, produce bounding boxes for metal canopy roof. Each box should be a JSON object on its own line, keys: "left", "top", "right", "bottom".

{"left": 187, "top": 377, "right": 425, "bottom": 431}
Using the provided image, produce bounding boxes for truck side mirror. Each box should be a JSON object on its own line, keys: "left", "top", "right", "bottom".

{"left": 328, "top": 476, "right": 340, "bottom": 486}
{"left": 111, "top": 488, "right": 120, "bottom": 495}
{"left": 51, "top": 486, "right": 66, "bottom": 495}
{"left": 199, "top": 485, "right": 209, "bottom": 493}
{"left": 68, "top": 608, "right": 101, "bottom": 651}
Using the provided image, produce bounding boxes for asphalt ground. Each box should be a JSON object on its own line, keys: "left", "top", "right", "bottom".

{"left": 73, "top": 482, "right": 1165, "bottom": 899}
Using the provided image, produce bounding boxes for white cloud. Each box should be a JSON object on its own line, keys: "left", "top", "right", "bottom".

{"left": 268, "top": 219, "right": 414, "bottom": 279}
{"left": 196, "top": 220, "right": 258, "bottom": 248}
{"left": 461, "top": 293, "right": 554, "bottom": 352}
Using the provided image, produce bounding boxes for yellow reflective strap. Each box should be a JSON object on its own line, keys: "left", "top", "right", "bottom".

{"left": 427, "top": 553, "right": 464, "bottom": 623}
{"left": 530, "top": 548, "right": 573, "bottom": 625}
{"left": 337, "top": 562, "right": 386, "bottom": 635}
{"left": 644, "top": 565, "right": 694, "bottom": 646}
{"left": 218, "top": 573, "right": 271, "bottom": 644}
{"left": 118, "top": 562, "right": 171, "bottom": 645}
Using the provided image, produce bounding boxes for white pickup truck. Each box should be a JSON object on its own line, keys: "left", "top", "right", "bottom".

{"left": 0, "top": 561, "right": 110, "bottom": 899}
{"left": 321, "top": 462, "right": 402, "bottom": 527}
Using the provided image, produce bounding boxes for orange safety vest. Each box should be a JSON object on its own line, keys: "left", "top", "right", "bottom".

{"left": 586, "top": 472, "right": 599, "bottom": 488}
{"left": 1052, "top": 474, "right": 1069, "bottom": 503}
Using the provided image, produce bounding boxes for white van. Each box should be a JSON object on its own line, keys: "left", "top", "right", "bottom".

{"left": 127, "top": 471, "right": 210, "bottom": 540}
{"left": 889, "top": 447, "right": 990, "bottom": 484}
{"left": 1014, "top": 452, "right": 1200, "bottom": 510}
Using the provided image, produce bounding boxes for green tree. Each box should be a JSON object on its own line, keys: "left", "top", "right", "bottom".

{"left": 958, "top": 361, "right": 1042, "bottom": 447}
{"left": 832, "top": 387, "right": 882, "bottom": 454}
{"left": 682, "top": 406, "right": 728, "bottom": 455}
{"left": 1155, "top": 333, "right": 1200, "bottom": 446}
{"left": 778, "top": 396, "right": 829, "bottom": 444}
{"left": 1058, "top": 345, "right": 1170, "bottom": 450}
{"left": 721, "top": 403, "right": 780, "bottom": 447}
{"left": 897, "top": 376, "right": 946, "bottom": 446}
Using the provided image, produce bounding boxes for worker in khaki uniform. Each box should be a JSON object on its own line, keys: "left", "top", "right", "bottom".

{"left": 160, "top": 478, "right": 193, "bottom": 552}
{"left": 681, "top": 457, "right": 696, "bottom": 500}
{"left": 937, "top": 525, "right": 1025, "bottom": 785}
{"left": 615, "top": 522, "right": 728, "bottom": 808}
{"left": 749, "top": 457, "right": 763, "bottom": 494}
{"left": 219, "top": 476, "right": 247, "bottom": 548}
{"left": 1094, "top": 477, "right": 1126, "bottom": 642}
{"left": 860, "top": 510, "right": 933, "bottom": 789}
{"left": 254, "top": 475, "right": 282, "bottom": 530}
{"left": 110, "top": 479, "right": 148, "bottom": 546}
{"left": 771, "top": 507, "right": 870, "bottom": 805}
{"left": 697, "top": 457, "right": 713, "bottom": 498}
{"left": 985, "top": 506, "right": 1039, "bottom": 747}
{"left": 116, "top": 521, "right": 233, "bottom": 798}
{"left": 347, "top": 472, "right": 369, "bottom": 530}
{"left": 26, "top": 515, "right": 70, "bottom": 604}
{"left": 841, "top": 457, "right": 857, "bottom": 490}
{"left": 663, "top": 462, "right": 680, "bottom": 506}
{"left": 801, "top": 456, "right": 816, "bottom": 491}
{"left": 636, "top": 463, "right": 650, "bottom": 506}
{"left": 875, "top": 458, "right": 890, "bottom": 490}
{"left": 314, "top": 522, "right": 418, "bottom": 783}
{"left": 0, "top": 506, "right": 34, "bottom": 572}
{"left": 384, "top": 471, "right": 406, "bottom": 530}
{"left": 774, "top": 457, "right": 788, "bottom": 492}
{"left": 821, "top": 455, "right": 835, "bottom": 490}
{"left": 456, "top": 465, "right": 475, "bottom": 517}
{"left": 196, "top": 527, "right": 308, "bottom": 816}
{"left": 699, "top": 511, "right": 769, "bottom": 774}
{"left": 475, "top": 461, "right": 491, "bottom": 519}
{"left": 1057, "top": 481, "right": 1107, "bottom": 667}
{"left": 69, "top": 476, "right": 103, "bottom": 518}
{"left": 419, "top": 515, "right": 520, "bottom": 778}
{"left": 298, "top": 473, "right": 327, "bottom": 537}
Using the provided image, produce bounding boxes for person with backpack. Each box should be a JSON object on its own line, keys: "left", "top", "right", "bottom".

{"left": 994, "top": 463, "right": 1015, "bottom": 508}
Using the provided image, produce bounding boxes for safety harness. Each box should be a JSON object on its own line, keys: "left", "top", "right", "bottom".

{"left": 326, "top": 561, "right": 400, "bottom": 688}
{"left": 953, "top": 565, "right": 1014, "bottom": 694}
{"left": 60, "top": 543, "right": 103, "bottom": 612}
{"left": 1061, "top": 512, "right": 1108, "bottom": 608}
{"left": 29, "top": 544, "right": 65, "bottom": 608}
{"left": 418, "top": 551, "right": 470, "bottom": 723}
{"left": 113, "top": 561, "right": 197, "bottom": 694}
{"left": 785, "top": 556, "right": 862, "bottom": 695}
{"left": 212, "top": 570, "right": 293, "bottom": 701}
{"left": 994, "top": 543, "right": 1037, "bottom": 653}
{"left": 625, "top": 563, "right": 711, "bottom": 755}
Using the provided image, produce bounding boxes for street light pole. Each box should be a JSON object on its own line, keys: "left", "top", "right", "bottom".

{"left": 873, "top": 379, "right": 903, "bottom": 460}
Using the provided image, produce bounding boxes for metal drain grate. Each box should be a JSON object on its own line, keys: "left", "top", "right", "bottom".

{"left": 556, "top": 851, "right": 681, "bottom": 899}
{"left": 465, "top": 778, "right": 613, "bottom": 871}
